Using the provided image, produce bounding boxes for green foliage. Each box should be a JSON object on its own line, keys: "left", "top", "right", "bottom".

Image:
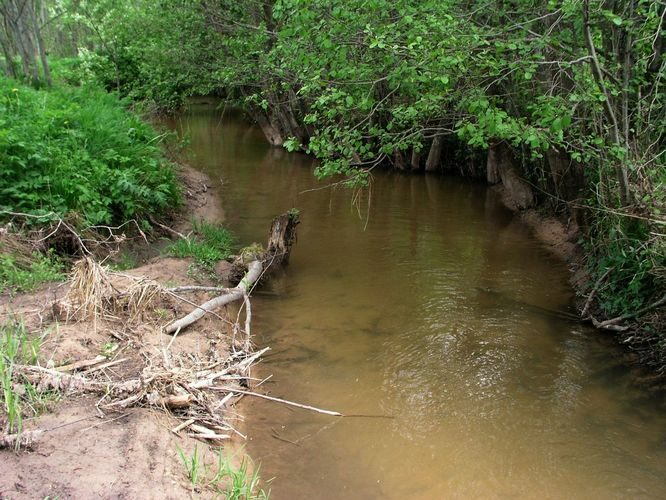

{"left": 587, "top": 216, "right": 664, "bottom": 317}
{"left": 211, "top": 449, "right": 271, "bottom": 499}
{"left": 0, "top": 74, "right": 180, "bottom": 226}
{"left": 165, "top": 220, "right": 235, "bottom": 270}
{"left": 0, "top": 250, "right": 64, "bottom": 294}
{"left": 57, "top": 0, "right": 222, "bottom": 111}
{"left": 175, "top": 445, "right": 270, "bottom": 498}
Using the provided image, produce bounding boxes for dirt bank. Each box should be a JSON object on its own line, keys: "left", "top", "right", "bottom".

{"left": 495, "top": 183, "right": 666, "bottom": 377}
{"left": 0, "top": 166, "right": 259, "bottom": 499}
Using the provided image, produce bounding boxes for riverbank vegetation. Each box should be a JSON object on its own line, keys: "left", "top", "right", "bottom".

{"left": 45, "top": 0, "right": 662, "bottom": 364}
{"left": 0, "top": 2, "right": 664, "bottom": 351}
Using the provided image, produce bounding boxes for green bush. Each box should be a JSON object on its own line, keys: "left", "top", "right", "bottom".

{"left": 0, "top": 75, "right": 180, "bottom": 226}
{"left": 587, "top": 216, "right": 664, "bottom": 317}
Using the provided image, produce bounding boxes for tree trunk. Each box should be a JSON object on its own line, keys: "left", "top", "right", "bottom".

{"left": 582, "top": 0, "right": 630, "bottom": 205}
{"left": 410, "top": 148, "right": 421, "bottom": 171}
{"left": 254, "top": 111, "right": 284, "bottom": 146}
{"left": 29, "top": 0, "right": 50, "bottom": 86}
{"left": 425, "top": 135, "right": 444, "bottom": 172}
{"left": 486, "top": 142, "right": 501, "bottom": 184}
{"left": 494, "top": 142, "right": 535, "bottom": 210}
{"left": 394, "top": 151, "right": 408, "bottom": 170}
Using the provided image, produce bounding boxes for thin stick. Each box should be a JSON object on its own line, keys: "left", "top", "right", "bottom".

{"left": 83, "top": 357, "right": 129, "bottom": 374}
{"left": 581, "top": 267, "right": 613, "bottom": 318}
{"left": 167, "top": 286, "right": 232, "bottom": 294}
{"left": 219, "top": 388, "right": 343, "bottom": 417}
{"left": 56, "top": 355, "right": 107, "bottom": 372}
{"left": 171, "top": 419, "right": 195, "bottom": 434}
{"left": 80, "top": 413, "right": 129, "bottom": 433}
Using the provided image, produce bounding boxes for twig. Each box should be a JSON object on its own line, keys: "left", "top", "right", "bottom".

{"left": 79, "top": 413, "right": 130, "bottom": 433}
{"left": 150, "top": 219, "right": 188, "bottom": 240}
{"left": 581, "top": 267, "right": 613, "bottom": 318}
{"left": 171, "top": 419, "right": 195, "bottom": 434}
{"left": 167, "top": 286, "right": 233, "bottom": 294}
{"left": 82, "top": 357, "right": 129, "bottom": 374}
{"left": 217, "top": 387, "right": 343, "bottom": 417}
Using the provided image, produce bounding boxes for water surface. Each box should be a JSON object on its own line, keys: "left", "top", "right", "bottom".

{"left": 166, "top": 105, "right": 666, "bottom": 499}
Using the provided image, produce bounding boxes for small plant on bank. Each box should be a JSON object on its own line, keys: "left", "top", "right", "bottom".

{"left": 0, "top": 250, "right": 64, "bottom": 295}
{"left": 0, "top": 319, "right": 53, "bottom": 448}
{"left": 165, "top": 219, "right": 235, "bottom": 271}
{"left": 175, "top": 445, "right": 271, "bottom": 498}
{"left": 211, "top": 449, "right": 271, "bottom": 499}
{"left": 176, "top": 444, "right": 205, "bottom": 490}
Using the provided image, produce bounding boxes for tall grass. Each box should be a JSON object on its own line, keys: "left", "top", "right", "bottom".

{"left": 0, "top": 75, "right": 180, "bottom": 226}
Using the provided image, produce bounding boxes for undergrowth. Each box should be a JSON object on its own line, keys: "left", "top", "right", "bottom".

{"left": 166, "top": 220, "right": 235, "bottom": 271}
{"left": 586, "top": 213, "right": 665, "bottom": 319}
{"left": 0, "top": 74, "right": 181, "bottom": 226}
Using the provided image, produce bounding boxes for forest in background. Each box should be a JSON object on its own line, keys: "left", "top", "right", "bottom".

{"left": 1, "top": 0, "right": 664, "bottom": 364}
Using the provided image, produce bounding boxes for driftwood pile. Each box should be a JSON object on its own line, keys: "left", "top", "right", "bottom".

{"left": 1, "top": 212, "right": 341, "bottom": 450}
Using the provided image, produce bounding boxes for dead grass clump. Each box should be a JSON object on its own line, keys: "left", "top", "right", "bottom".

{"left": 56, "top": 258, "right": 172, "bottom": 327}
{"left": 61, "top": 257, "right": 117, "bottom": 321}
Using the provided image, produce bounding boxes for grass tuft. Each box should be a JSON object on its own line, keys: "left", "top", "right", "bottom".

{"left": 175, "top": 445, "right": 271, "bottom": 498}
{"left": 166, "top": 220, "right": 235, "bottom": 270}
{"left": 0, "top": 250, "right": 64, "bottom": 295}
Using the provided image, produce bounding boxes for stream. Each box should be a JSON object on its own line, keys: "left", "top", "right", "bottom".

{"left": 166, "top": 103, "right": 666, "bottom": 499}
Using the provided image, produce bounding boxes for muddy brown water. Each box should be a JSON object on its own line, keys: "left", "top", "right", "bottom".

{"left": 166, "top": 104, "right": 666, "bottom": 499}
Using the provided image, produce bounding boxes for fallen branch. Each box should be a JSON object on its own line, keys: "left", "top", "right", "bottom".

{"left": 15, "top": 365, "right": 142, "bottom": 395}
{"left": 591, "top": 294, "right": 666, "bottom": 330}
{"left": 165, "top": 261, "right": 263, "bottom": 335}
{"left": 165, "top": 211, "right": 299, "bottom": 335}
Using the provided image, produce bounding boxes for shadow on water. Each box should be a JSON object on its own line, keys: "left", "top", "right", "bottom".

{"left": 164, "top": 103, "right": 666, "bottom": 500}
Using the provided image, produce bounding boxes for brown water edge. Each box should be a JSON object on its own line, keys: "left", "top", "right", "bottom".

{"left": 164, "top": 104, "right": 666, "bottom": 499}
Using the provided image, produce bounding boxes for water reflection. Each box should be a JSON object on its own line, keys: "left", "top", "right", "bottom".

{"left": 165, "top": 104, "right": 666, "bottom": 499}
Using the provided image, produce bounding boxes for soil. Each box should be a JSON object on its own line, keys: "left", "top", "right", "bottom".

{"left": 0, "top": 166, "right": 249, "bottom": 499}
{"left": 494, "top": 184, "right": 587, "bottom": 289}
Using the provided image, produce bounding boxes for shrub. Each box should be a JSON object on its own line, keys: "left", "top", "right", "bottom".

{"left": 0, "top": 75, "right": 181, "bottom": 226}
